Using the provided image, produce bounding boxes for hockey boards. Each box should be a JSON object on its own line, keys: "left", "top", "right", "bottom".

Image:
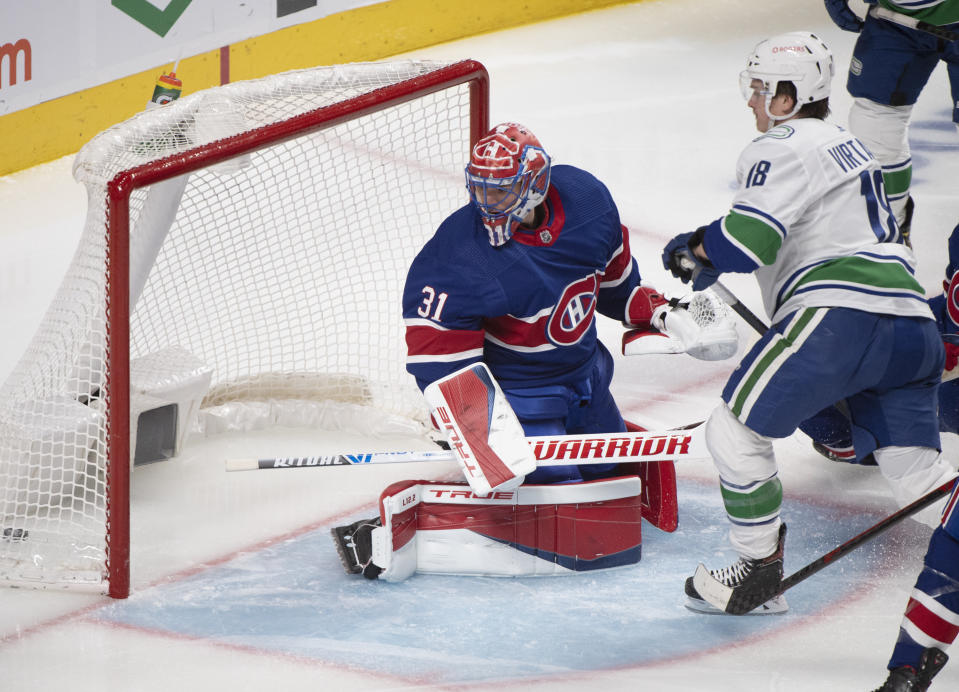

{"left": 225, "top": 425, "right": 707, "bottom": 471}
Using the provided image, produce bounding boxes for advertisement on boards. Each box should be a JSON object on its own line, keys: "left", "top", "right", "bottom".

{"left": 0, "top": 0, "right": 386, "bottom": 116}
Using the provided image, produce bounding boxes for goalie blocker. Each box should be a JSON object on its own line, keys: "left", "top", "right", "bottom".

{"left": 423, "top": 362, "right": 536, "bottom": 494}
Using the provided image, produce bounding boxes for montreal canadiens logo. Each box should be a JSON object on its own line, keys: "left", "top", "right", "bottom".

{"left": 547, "top": 274, "right": 599, "bottom": 346}
{"left": 948, "top": 277, "right": 959, "bottom": 327}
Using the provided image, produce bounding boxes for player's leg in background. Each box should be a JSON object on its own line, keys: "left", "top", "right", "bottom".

{"left": 938, "top": 379, "right": 959, "bottom": 435}
{"left": 846, "top": 16, "right": 942, "bottom": 231}
{"left": 798, "top": 403, "right": 877, "bottom": 465}
{"left": 947, "top": 47, "right": 959, "bottom": 135}
{"left": 845, "top": 316, "right": 954, "bottom": 515}
{"left": 878, "top": 481, "right": 959, "bottom": 689}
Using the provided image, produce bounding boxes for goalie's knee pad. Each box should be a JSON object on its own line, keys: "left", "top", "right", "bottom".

{"left": 369, "top": 476, "right": 643, "bottom": 582}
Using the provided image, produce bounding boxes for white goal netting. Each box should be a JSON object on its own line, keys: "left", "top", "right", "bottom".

{"left": 0, "top": 59, "right": 486, "bottom": 595}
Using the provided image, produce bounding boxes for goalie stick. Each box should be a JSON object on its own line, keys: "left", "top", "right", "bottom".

{"left": 692, "top": 478, "right": 957, "bottom": 615}
{"left": 225, "top": 425, "right": 708, "bottom": 471}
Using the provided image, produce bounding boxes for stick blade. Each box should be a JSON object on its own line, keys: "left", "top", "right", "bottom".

{"left": 225, "top": 458, "right": 259, "bottom": 471}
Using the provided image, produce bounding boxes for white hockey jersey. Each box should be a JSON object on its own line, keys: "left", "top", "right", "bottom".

{"left": 700, "top": 118, "right": 933, "bottom": 324}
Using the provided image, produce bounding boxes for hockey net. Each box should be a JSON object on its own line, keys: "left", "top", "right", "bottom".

{"left": 0, "top": 59, "right": 489, "bottom": 597}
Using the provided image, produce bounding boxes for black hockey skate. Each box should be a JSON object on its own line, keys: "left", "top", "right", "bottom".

{"left": 331, "top": 517, "right": 383, "bottom": 579}
{"left": 685, "top": 523, "right": 788, "bottom": 615}
{"left": 873, "top": 647, "right": 948, "bottom": 691}
{"left": 811, "top": 440, "right": 876, "bottom": 466}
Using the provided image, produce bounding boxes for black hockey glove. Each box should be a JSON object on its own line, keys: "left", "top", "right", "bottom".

{"left": 662, "top": 226, "right": 719, "bottom": 291}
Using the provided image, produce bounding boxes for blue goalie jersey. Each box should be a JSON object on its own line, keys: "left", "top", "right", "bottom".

{"left": 403, "top": 164, "right": 643, "bottom": 393}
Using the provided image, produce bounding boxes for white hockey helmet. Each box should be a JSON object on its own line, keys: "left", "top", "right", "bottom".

{"left": 740, "top": 31, "right": 834, "bottom": 124}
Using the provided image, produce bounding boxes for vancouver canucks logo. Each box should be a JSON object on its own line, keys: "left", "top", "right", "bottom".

{"left": 758, "top": 124, "right": 795, "bottom": 140}
{"left": 547, "top": 274, "right": 599, "bottom": 346}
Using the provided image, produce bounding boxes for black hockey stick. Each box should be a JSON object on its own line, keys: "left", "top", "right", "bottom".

{"left": 693, "top": 478, "right": 957, "bottom": 615}
{"left": 709, "top": 280, "right": 768, "bottom": 336}
{"left": 677, "top": 255, "right": 769, "bottom": 335}
{"left": 871, "top": 6, "right": 959, "bottom": 42}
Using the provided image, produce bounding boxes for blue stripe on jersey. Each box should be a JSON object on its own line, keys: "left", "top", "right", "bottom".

{"left": 788, "top": 283, "right": 930, "bottom": 301}
{"left": 732, "top": 203, "right": 787, "bottom": 236}
{"left": 775, "top": 251, "right": 918, "bottom": 309}
{"left": 702, "top": 216, "right": 761, "bottom": 274}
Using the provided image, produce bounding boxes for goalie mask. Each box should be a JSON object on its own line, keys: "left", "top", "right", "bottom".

{"left": 466, "top": 122, "right": 551, "bottom": 247}
{"left": 740, "top": 31, "right": 833, "bottom": 129}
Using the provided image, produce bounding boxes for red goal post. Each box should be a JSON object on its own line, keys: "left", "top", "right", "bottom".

{"left": 0, "top": 59, "right": 489, "bottom": 598}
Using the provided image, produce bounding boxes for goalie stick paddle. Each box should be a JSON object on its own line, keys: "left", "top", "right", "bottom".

{"left": 224, "top": 425, "right": 708, "bottom": 471}
{"left": 692, "top": 478, "right": 957, "bottom": 615}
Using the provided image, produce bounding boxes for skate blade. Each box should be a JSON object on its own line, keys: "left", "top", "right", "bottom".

{"left": 330, "top": 527, "right": 362, "bottom": 575}
{"left": 685, "top": 594, "right": 788, "bottom": 615}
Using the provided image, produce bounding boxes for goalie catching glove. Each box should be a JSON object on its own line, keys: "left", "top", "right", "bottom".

{"left": 622, "top": 288, "right": 738, "bottom": 361}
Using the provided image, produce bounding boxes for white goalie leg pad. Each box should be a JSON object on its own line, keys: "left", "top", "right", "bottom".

{"left": 369, "top": 481, "right": 420, "bottom": 582}
{"left": 624, "top": 290, "right": 738, "bottom": 361}
{"left": 874, "top": 446, "right": 959, "bottom": 527}
{"left": 424, "top": 363, "right": 536, "bottom": 494}
{"left": 705, "top": 403, "right": 782, "bottom": 559}
{"left": 370, "top": 476, "right": 643, "bottom": 581}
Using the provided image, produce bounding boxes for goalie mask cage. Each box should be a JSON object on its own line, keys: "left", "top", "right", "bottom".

{"left": 0, "top": 59, "right": 489, "bottom": 598}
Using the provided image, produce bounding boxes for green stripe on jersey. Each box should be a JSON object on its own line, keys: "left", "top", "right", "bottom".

{"left": 724, "top": 211, "right": 782, "bottom": 265}
{"left": 784, "top": 256, "right": 925, "bottom": 303}
{"left": 730, "top": 308, "right": 820, "bottom": 418}
{"left": 879, "top": 0, "right": 959, "bottom": 25}
{"left": 721, "top": 477, "right": 783, "bottom": 521}
{"left": 882, "top": 165, "right": 912, "bottom": 198}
